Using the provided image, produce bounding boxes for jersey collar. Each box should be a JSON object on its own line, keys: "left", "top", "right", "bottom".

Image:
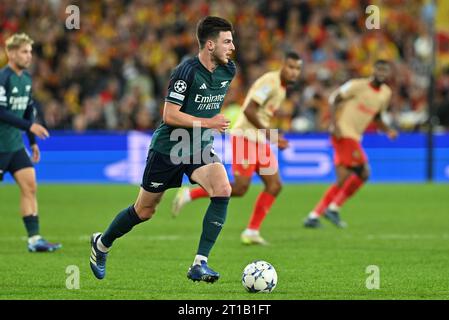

{"left": 196, "top": 56, "right": 214, "bottom": 74}
{"left": 369, "top": 81, "right": 381, "bottom": 92}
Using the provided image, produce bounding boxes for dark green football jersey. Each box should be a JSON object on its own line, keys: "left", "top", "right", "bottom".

{"left": 0, "top": 66, "right": 34, "bottom": 152}
{"left": 150, "top": 56, "right": 236, "bottom": 156}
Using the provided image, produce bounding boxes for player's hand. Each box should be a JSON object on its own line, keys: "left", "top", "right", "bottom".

{"left": 386, "top": 128, "right": 398, "bottom": 140}
{"left": 30, "top": 123, "right": 50, "bottom": 139}
{"left": 329, "top": 123, "right": 342, "bottom": 139}
{"left": 277, "top": 135, "right": 289, "bottom": 150}
{"left": 266, "top": 130, "right": 289, "bottom": 150}
{"left": 31, "top": 144, "right": 40, "bottom": 163}
{"left": 208, "top": 114, "right": 231, "bottom": 133}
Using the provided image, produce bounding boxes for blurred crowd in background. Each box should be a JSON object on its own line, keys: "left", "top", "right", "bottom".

{"left": 1, "top": 0, "right": 449, "bottom": 132}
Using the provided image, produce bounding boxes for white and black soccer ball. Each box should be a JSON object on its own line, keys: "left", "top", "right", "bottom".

{"left": 242, "top": 260, "right": 278, "bottom": 293}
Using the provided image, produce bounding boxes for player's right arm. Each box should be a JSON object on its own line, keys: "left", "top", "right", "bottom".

{"left": 243, "top": 75, "right": 273, "bottom": 131}
{"left": 0, "top": 76, "right": 49, "bottom": 139}
{"left": 243, "top": 99, "right": 266, "bottom": 130}
{"left": 163, "top": 60, "right": 230, "bottom": 132}
{"left": 243, "top": 91, "right": 288, "bottom": 149}
{"left": 328, "top": 91, "right": 344, "bottom": 138}
{"left": 242, "top": 99, "right": 286, "bottom": 148}
{"left": 163, "top": 102, "right": 230, "bottom": 132}
{"left": 328, "top": 80, "right": 358, "bottom": 138}
{"left": 243, "top": 74, "right": 288, "bottom": 150}
{"left": 0, "top": 105, "right": 49, "bottom": 139}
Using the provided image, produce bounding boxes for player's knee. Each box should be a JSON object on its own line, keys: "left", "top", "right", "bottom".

{"left": 137, "top": 207, "right": 155, "bottom": 221}
{"left": 232, "top": 183, "right": 249, "bottom": 197}
{"left": 361, "top": 169, "right": 370, "bottom": 181}
{"left": 23, "top": 181, "right": 37, "bottom": 197}
{"left": 266, "top": 181, "right": 282, "bottom": 196}
{"left": 352, "top": 165, "right": 370, "bottom": 181}
{"left": 211, "top": 182, "right": 232, "bottom": 197}
{"left": 336, "top": 178, "right": 345, "bottom": 187}
{"left": 134, "top": 205, "right": 156, "bottom": 220}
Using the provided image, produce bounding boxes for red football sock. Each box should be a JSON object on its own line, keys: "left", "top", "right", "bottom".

{"left": 190, "top": 187, "right": 209, "bottom": 200}
{"left": 248, "top": 192, "right": 276, "bottom": 231}
{"left": 333, "top": 174, "right": 365, "bottom": 207}
{"left": 314, "top": 184, "right": 341, "bottom": 216}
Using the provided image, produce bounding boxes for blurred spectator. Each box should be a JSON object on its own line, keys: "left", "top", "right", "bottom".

{"left": 436, "top": 68, "right": 449, "bottom": 130}
{"left": 436, "top": 93, "right": 449, "bottom": 130}
{"left": 0, "top": 0, "right": 444, "bottom": 132}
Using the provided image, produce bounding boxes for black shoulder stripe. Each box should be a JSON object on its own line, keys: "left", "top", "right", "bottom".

{"left": 177, "top": 64, "right": 188, "bottom": 79}
{"left": 178, "top": 59, "right": 197, "bottom": 80}
{"left": 191, "top": 59, "right": 200, "bottom": 68}
{"left": 187, "top": 61, "right": 198, "bottom": 83}
{"left": 180, "top": 65, "right": 191, "bottom": 80}
{"left": 0, "top": 67, "right": 13, "bottom": 88}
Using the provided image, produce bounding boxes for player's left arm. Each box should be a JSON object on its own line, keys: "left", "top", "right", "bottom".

{"left": 374, "top": 112, "right": 398, "bottom": 140}
{"left": 374, "top": 90, "right": 397, "bottom": 140}
{"left": 23, "top": 98, "right": 40, "bottom": 163}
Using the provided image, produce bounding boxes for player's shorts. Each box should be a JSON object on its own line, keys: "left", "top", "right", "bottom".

{"left": 231, "top": 135, "right": 278, "bottom": 177}
{"left": 331, "top": 136, "right": 368, "bottom": 167}
{"left": 141, "top": 146, "right": 221, "bottom": 193}
{"left": 0, "top": 148, "right": 33, "bottom": 181}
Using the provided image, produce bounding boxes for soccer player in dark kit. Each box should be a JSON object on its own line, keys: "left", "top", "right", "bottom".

{"left": 0, "top": 33, "right": 61, "bottom": 252}
{"left": 90, "top": 16, "right": 236, "bottom": 283}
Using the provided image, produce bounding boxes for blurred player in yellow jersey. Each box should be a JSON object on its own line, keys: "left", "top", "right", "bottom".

{"left": 304, "top": 60, "right": 398, "bottom": 228}
{"left": 172, "top": 51, "right": 302, "bottom": 245}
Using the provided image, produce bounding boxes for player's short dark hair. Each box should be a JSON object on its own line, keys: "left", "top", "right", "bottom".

{"left": 196, "top": 16, "right": 234, "bottom": 49}
{"left": 285, "top": 51, "right": 301, "bottom": 61}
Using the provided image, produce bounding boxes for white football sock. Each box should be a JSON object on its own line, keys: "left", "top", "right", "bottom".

{"left": 184, "top": 189, "right": 192, "bottom": 202}
{"left": 329, "top": 202, "right": 340, "bottom": 212}
{"left": 308, "top": 211, "right": 319, "bottom": 219}
{"left": 97, "top": 236, "right": 110, "bottom": 253}
{"left": 28, "top": 235, "right": 42, "bottom": 245}
{"left": 193, "top": 255, "right": 208, "bottom": 265}
{"left": 244, "top": 229, "right": 259, "bottom": 236}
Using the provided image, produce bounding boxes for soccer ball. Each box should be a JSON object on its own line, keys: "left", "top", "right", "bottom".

{"left": 241, "top": 260, "right": 278, "bottom": 293}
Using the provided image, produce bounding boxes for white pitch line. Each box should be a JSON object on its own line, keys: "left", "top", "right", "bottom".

{"left": 0, "top": 235, "right": 181, "bottom": 242}
{"left": 364, "top": 234, "right": 449, "bottom": 240}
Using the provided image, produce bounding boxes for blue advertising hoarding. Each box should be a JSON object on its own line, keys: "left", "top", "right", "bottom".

{"left": 2, "top": 131, "right": 448, "bottom": 183}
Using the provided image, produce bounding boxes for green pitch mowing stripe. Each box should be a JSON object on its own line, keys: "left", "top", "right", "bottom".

{"left": 0, "top": 184, "right": 448, "bottom": 299}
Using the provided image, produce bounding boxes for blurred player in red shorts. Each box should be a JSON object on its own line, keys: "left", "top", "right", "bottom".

{"left": 172, "top": 51, "right": 302, "bottom": 245}
{"left": 304, "top": 60, "right": 398, "bottom": 228}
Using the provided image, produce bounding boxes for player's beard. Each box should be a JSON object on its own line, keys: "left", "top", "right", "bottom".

{"left": 15, "top": 60, "right": 30, "bottom": 70}
{"left": 373, "top": 77, "right": 385, "bottom": 86}
{"left": 211, "top": 51, "right": 227, "bottom": 66}
{"left": 286, "top": 78, "right": 296, "bottom": 85}
{"left": 281, "top": 73, "right": 297, "bottom": 86}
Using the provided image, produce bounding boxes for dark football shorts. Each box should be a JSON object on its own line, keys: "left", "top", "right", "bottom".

{"left": 0, "top": 148, "right": 33, "bottom": 181}
{"left": 141, "top": 146, "right": 221, "bottom": 193}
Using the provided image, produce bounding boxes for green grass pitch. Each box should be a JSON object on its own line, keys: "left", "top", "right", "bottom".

{"left": 0, "top": 183, "right": 448, "bottom": 300}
